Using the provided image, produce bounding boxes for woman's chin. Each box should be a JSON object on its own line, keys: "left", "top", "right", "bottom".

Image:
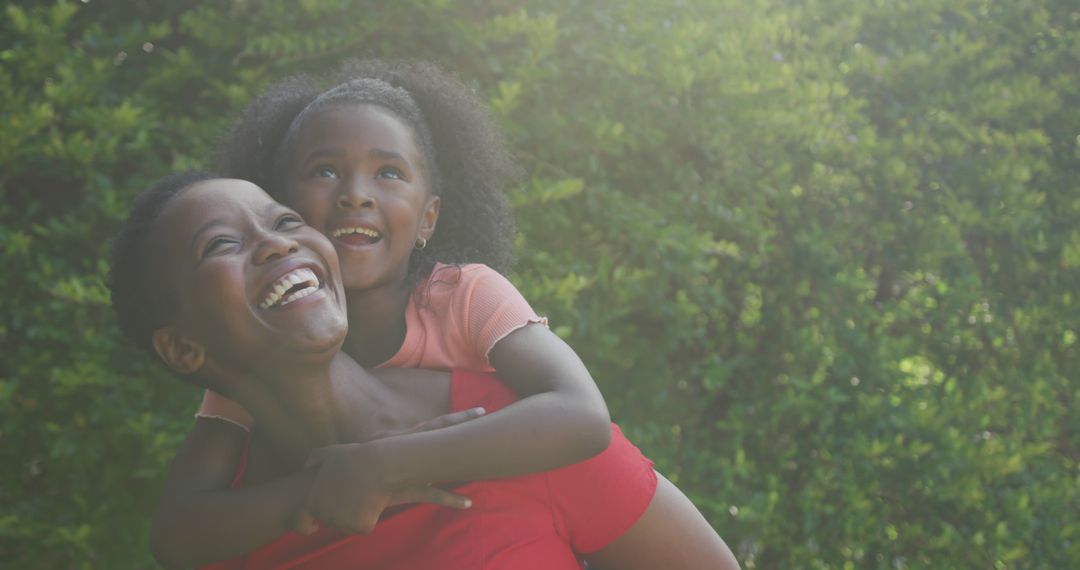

{"left": 258, "top": 289, "right": 348, "bottom": 346}
{"left": 288, "top": 316, "right": 349, "bottom": 355}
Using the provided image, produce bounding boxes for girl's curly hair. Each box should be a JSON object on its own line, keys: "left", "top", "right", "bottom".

{"left": 214, "top": 60, "right": 521, "bottom": 286}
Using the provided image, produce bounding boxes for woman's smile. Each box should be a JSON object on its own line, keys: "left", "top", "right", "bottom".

{"left": 153, "top": 179, "right": 349, "bottom": 358}
{"left": 257, "top": 263, "right": 326, "bottom": 310}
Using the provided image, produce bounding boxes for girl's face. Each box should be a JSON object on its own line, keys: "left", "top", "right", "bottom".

{"left": 152, "top": 179, "right": 348, "bottom": 371}
{"left": 281, "top": 105, "right": 440, "bottom": 294}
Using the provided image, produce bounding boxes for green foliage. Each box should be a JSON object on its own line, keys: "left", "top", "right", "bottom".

{"left": 2, "top": 0, "right": 1077, "bottom": 567}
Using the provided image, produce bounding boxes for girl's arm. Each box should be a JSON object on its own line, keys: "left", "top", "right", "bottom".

{"left": 152, "top": 413, "right": 477, "bottom": 569}
{"left": 487, "top": 322, "right": 613, "bottom": 463}
{"left": 303, "top": 323, "right": 613, "bottom": 532}
{"left": 377, "top": 265, "right": 612, "bottom": 477}
{"left": 397, "top": 322, "right": 612, "bottom": 477}
{"left": 310, "top": 322, "right": 609, "bottom": 482}
{"left": 584, "top": 473, "right": 741, "bottom": 570}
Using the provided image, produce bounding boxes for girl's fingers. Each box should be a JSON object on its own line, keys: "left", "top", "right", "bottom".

{"left": 413, "top": 407, "right": 485, "bottom": 433}
{"left": 304, "top": 447, "right": 328, "bottom": 469}
{"left": 303, "top": 442, "right": 350, "bottom": 468}
{"left": 293, "top": 511, "right": 318, "bottom": 535}
{"left": 388, "top": 485, "right": 472, "bottom": 509}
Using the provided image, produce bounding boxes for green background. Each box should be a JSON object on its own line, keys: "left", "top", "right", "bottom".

{"left": 2, "top": 0, "right": 1078, "bottom": 567}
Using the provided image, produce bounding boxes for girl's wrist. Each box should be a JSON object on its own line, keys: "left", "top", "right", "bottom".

{"left": 368, "top": 438, "right": 410, "bottom": 487}
{"left": 285, "top": 468, "right": 320, "bottom": 532}
{"left": 369, "top": 434, "right": 436, "bottom": 488}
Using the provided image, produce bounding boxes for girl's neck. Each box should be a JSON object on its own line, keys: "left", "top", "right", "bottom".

{"left": 342, "top": 282, "right": 414, "bottom": 367}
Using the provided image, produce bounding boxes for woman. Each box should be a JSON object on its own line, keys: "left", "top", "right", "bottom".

{"left": 110, "top": 173, "right": 740, "bottom": 568}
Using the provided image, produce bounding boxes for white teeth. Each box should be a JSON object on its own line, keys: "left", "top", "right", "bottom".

{"left": 332, "top": 226, "right": 381, "bottom": 239}
{"left": 278, "top": 286, "right": 318, "bottom": 307}
{"left": 259, "top": 268, "right": 320, "bottom": 309}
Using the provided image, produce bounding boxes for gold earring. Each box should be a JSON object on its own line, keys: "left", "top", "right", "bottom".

{"left": 415, "top": 237, "right": 427, "bottom": 250}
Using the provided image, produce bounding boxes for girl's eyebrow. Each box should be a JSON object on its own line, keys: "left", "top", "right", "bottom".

{"left": 302, "top": 146, "right": 409, "bottom": 164}
{"left": 301, "top": 147, "right": 346, "bottom": 162}
{"left": 368, "top": 148, "right": 409, "bottom": 163}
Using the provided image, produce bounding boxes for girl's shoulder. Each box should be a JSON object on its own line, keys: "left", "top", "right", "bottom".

{"left": 421, "top": 262, "right": 516, "bottom": 301}
{"left": 416, "top": 261, "right": 541, "bottom": 334}
{"left": 427, "top": 262, "right": 499, "bottom": 282}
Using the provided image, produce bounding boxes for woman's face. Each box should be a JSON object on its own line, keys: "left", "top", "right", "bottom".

{"left": 152, "top": 179, "right": 348, "bottom": 370}
{"left": 281, "top": 104, "right": 440, "bottom": 293}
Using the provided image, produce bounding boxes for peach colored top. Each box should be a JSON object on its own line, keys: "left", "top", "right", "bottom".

{"left": 196, "top": 264, "right": 547, "bottom": 430}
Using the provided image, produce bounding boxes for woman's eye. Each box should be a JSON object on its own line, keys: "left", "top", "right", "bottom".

{"left": 202, "top": 237, "right": 236, "bottom": 257}
{"left": 377, "top": 166, "right": 403, "bottom": 180}
{"left": 274, "top": 214, "right": 304, "bottom": 231}
{"left": 312, "top": 166, "right": 337, "bottom": 179}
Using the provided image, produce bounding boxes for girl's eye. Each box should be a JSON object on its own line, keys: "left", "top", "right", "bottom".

{"left": 313, "top": 166, "right": 338, "bottom": 179}
{"left": 274, "top": 214, "right": 304, "bottom": 231}
{"left": 202, "top": 237, "right": 237, "bottom": 258}
{"left": 377, "top": 166, "right": 403, "bottom": 180}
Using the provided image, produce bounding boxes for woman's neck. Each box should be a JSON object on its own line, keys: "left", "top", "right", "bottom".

{"left": 228, "top": 354, "right": 380, "bottom": 458}
{"left": 341, "top": 282, "right": 413, "bottom": 367}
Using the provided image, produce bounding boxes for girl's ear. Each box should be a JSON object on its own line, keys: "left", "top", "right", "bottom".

{"left": 419, "top": 195, "right": 440, "bottom": 240}
{"left": 152, "top": 326, "right": 206, "bottom": 374}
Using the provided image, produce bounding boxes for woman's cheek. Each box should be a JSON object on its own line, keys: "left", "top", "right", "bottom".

{"left": 193, "top": 263, "right": 248, "bottom": 323}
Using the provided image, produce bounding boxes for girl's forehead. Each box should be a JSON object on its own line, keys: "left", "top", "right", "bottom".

{"left": 295, "top": 105, "right": 419, "bottom": 148}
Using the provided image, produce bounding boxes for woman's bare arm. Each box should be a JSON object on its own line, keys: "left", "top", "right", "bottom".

{"left": 150, "top": 418, "right": 314, "bottom": 569}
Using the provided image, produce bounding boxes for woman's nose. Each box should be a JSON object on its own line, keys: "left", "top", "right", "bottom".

{"left": 253, "top": 233, "right": 299, "bottom": 265}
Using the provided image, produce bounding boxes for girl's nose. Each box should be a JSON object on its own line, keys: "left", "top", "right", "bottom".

{"left": 253, "top": 233, "right": 299, "bottom": 265}
{"left": 337, "top": 180, "right": 375, "bottom": 209}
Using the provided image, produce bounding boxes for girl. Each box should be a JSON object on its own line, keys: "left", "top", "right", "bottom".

{"left": 112, "top": 173, "right": 739, "bottom": 569}
{"left": 151, "top": 61, "right": 614, "bottom": 567}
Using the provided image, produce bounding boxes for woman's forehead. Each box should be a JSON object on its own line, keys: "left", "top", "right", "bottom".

{"left": 161, "top": 179, "right": 277, "bottom": 237}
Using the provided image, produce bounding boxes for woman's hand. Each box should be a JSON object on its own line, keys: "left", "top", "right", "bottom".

{"left": 295, "top": 408, "right": 485, "bottom": 534}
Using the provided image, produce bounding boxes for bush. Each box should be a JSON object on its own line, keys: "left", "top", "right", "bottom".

{"left": 2, "top": 0, "right": 1076, "bottom": 567}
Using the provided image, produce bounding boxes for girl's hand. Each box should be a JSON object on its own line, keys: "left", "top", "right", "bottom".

{"left": 407, "top": 406, "right": 487, "bottom": 436}
{"left": 294, "top": 408, "right": 484, "bottom": 534}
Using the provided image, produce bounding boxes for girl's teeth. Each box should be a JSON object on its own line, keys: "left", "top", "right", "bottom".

{"left": 333, "top": 227, "right": 381, "bottom": 239}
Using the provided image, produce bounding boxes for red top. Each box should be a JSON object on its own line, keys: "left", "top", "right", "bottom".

{"left": 202, "top": 370, "right": 657, "bottom": 569}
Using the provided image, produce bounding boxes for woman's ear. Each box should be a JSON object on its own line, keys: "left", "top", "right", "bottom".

{"left": 152, "top": 326, "right": 206, "bottom": 374}
{"left": 420, "top": 195, "right": 440, "bottom": 240}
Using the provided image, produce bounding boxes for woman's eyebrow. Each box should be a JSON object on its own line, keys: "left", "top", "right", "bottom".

{"left": 263, "top": 201, "right": 289, "bottom": 217}
{"left": 190, "top": 219, "right": 229, "bottom": 250}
